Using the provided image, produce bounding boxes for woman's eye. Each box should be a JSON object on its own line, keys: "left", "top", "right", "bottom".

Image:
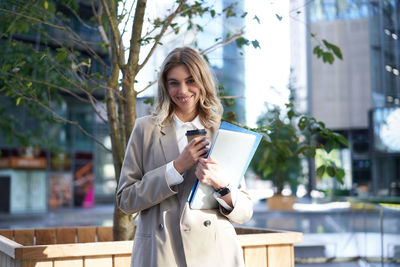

{"left": 187, "top": 79, "right": 195, "bottom": 84}
{"left": 168, "top": 81, "right": 178, "bottom": 86}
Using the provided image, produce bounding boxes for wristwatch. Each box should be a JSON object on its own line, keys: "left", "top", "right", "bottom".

{"left": 216, "top": 185, "right": 231, "bottom": 197}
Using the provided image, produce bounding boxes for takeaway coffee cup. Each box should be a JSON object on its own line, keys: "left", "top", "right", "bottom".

{"left": 186, "top": 129, "right": 207, "bottom": 143}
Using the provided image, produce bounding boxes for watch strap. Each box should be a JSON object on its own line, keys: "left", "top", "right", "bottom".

{"left": 216, "top": 186, "right": 231, "bottom": 197}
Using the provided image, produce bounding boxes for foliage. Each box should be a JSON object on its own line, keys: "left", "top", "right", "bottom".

{"left": 251, "top": 93, "right": 349, "bottom": 195}
{"left": 311, "top": 34, "right": 343, "bottom": 64}
{"left": 0, "top": 0, "right": 258, "bottom": 240}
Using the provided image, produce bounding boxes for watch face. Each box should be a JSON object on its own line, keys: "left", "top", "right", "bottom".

{"left": 374, "top": 107, "right": 400, "bottom": 153}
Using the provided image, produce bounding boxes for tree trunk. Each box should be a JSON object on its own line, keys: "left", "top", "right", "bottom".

{"left": 113, "top": 201, "right": 136, "bottom": 240}
{"left": 107, "top": 53, "right": 136, "bottom": 241}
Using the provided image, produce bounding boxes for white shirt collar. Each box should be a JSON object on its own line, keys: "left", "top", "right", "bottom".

{"left": 173, "top": 114, "right": 203, "bottom": 130}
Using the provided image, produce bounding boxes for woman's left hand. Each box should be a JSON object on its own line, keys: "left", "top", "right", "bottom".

{"left": 195, "top": 157, "right": 228, "bottom": 190}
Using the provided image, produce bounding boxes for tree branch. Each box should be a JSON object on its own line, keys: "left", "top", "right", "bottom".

{"left": 219, "top": 95, "right": 245, "bottom": 99}
{"left": 100, "top": 0, "right": 123, "bottom": 67}
{"left": 61, "top": 3, "right": 97, "bottom": 30}
{"left": 5, "top": 72, "right": 109, "bottom": 124}
{"left": 91, "top": 0, "right": 111, "bottom": 56}
{"left": 137, "top": 80, "right": 157, "bottom": 95}
{"left": 200, "top": 28, "right": 245, "bottom": 55}
{"left": 127, "top": 0, "right": 148, "bottom": 70}
{"left": 121, "top": 0, "right": 137, "bottom": 39}
{"left": 137, "top": 0, "right": 187, "bottom": 72}
{"left": 13, "top": 86, "right": 112, "bottom": 153}
{"left": 0, "top": 8, "right": 67, "bottom": 31}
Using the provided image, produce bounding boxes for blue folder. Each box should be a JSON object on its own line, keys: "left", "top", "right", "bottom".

{"left": 188, "top": 121, "right": 262, "bottom": 209}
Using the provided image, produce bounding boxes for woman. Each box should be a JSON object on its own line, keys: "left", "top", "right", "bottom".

{"left": 116, "top": 47, "right": 253, "bottom": 267}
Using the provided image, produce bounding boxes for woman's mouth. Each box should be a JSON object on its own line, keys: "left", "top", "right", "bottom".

{"left": 177, "top": 95, "right": 193, "bottom": 103}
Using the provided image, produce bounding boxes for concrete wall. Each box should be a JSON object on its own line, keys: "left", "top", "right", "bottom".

{"left": 310, "top": 18, "right": 371, "bottom": 129}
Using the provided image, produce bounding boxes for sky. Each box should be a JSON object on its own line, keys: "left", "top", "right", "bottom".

{"left": 245, "top": 1, "right": 291, "bottom": 127}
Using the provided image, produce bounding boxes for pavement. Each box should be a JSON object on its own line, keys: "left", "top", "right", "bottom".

{"left": 1, "top": 200, "right": 400, "bottom": 266}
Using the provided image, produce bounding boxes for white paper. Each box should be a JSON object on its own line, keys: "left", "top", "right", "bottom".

{"left": 189, "top": 129, "right": 256, "bottom": 209}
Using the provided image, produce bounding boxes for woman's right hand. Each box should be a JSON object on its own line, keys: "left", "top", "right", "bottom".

{"left": 173, "top": 136, "right": 208, "bottom": 174}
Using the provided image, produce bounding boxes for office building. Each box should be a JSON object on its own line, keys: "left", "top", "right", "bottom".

{"left": 290, "top": 0, "right": 400, "bottom": 196}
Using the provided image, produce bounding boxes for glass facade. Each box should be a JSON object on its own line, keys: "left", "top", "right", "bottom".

{"left": 310, "top": 0, "right": 369, "bottom": 22}
{"left": 369, "top": 0, "right": 400, "bottom": 107}
{"left": 308, "top": 0, "right": 400, "bottom": 197}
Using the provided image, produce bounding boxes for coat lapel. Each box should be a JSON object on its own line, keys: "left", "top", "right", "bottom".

{"left": 160, "top": 121, "right": 180, "bottom": 164}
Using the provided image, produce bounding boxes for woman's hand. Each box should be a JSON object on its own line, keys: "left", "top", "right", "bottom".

{"left": 173, "top": 136, "right": 208, "bottom": 174}
{"left": 195, "top": 157, "right": 228, "bottom": 190}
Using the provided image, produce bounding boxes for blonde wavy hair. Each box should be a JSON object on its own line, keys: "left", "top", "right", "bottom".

{"left": 153, "top": 47, "right": 223, "bottom": 128}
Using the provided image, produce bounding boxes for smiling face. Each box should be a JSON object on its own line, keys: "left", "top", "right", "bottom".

{"left": 166, "top": 64, "right": 201, "bottom": 122}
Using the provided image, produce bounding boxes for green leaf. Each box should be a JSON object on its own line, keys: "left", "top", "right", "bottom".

{"left": 275, "top": 14, "right": 282, "bottom": 21}
{"left": 253, "top": 15, "right": 260, "bottom": 24}
{"left": 322, "top": 39, "right": 343, "bottom": 60}
{"left": 210, "top": 10, "right": 216, "bottom": 17}
{"left": 313, "top": 45, "right": 323, "bottom": 58}
{"left": 16, "top": 97, "right": 22, "bottom": 106}
{"left": 251, "top": 40, "right": 260, "bottom": 49}
{"left": 336, "top": 168, "right": 345, "bottom": 184}
{"left": 235, "top": 37, "right": 250, "bottom": 48}
{"left": 144, "top": 98, "right": 154, "bottom": 105}
{"left": 55, "top": 48, "right": 68, "bottom": 62}
{"left": 1, "top": 64, "right": 11, "bottom": 72}
{"left": 324, "top": 139, "right": 336, "bottom": 153}
{"left": 310, "top": 147, "right": 316, "bottom": 157}
{"left": 27, "top": 82, "right": 32, "bottom": 87}
{"left": 287, "top": 109, "right": 295, "bottom": 120}
{"left": 296, "top": 144, "right": 309, "bottom": 155}
{"left": 322, "top": 52, "right": 334, "bottom": 64}
{"left": 333, "top": 133, "right": 349, "bottom": 147}
{"left": 326, "top": 165, "right": 335, "bottom": 177}
{"left": 330, "top": 44, "right": 343, "bottom": 60}
{"left": 316, "top": 165, "right": 326, "bottom": 178}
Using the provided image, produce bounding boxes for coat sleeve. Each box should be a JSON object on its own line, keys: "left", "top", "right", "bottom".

{"left": 219, "top": 180, "right": 253, "bottom": 224}
{"left": 116, "top": 119, "right": 177, "bottom": 215}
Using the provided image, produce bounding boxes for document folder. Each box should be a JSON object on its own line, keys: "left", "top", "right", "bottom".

{"left": 188, "top": 121, "right": 262, "bottom": 209}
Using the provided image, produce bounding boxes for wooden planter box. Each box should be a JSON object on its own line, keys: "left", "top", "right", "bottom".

{"left": 0, "top": 226, "right": 302, "bottom": 267}
{"left": 267, "top": 195, "right": 295, "bottom": 211}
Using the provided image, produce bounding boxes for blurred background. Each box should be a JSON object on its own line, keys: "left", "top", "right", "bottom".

{"left": 0, "top": 0, "right": 399, "bottom": 266}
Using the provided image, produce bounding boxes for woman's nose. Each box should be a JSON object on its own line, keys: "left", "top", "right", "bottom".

{"left": 178, "top": 82, "right": 188, "bottom": 93}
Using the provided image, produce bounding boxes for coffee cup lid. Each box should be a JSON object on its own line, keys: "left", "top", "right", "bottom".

{"left": 185, "top": 129, "right": 206, "bottom": 136}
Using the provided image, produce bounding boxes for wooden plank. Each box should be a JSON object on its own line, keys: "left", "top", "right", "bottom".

{"left": 54, "top": 258, "right": 83, "bottom": 267}
{"left": 243, "top": 246, "right": 267, "bottom": 267}
{"left": 77, "top": 227, "right": 96, "bottom": 243}
{"left": 85, "top": 255, "right": 112, "bottom": 267}
{"left": 14, "top": 230, "right": 35, "bottom": 246}
{"left": 266, "top": 245, "right": 293, "bottom": 267}
{"left": 96, "top": 227, "right": 113, "bottom": 242}
{"left": 22, "top": 259, "right": 53, "bottom": 267}
{"left": 238, "top": 231, "right": 302, "bottom": 247}
{"left": 14, "top": 241, "right": 133, "bottom": 260}
{"left": 36, "top": 228, "right": 56, "bottom": 245}
{"left": 0, "top": 230, "right": 14, "bottom": 240}
{"left": 114, "top": 254, "right": 131, "bottom": 267}
{"left": 0, "top": 235, "right": 22, "bottom": 258}
{"left": 56, "top": 228, "right": 77, "bottom": 244}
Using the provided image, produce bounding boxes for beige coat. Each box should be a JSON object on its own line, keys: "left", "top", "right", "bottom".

{"left": 116, "top": 116, "right": 253, "bottom": 267}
